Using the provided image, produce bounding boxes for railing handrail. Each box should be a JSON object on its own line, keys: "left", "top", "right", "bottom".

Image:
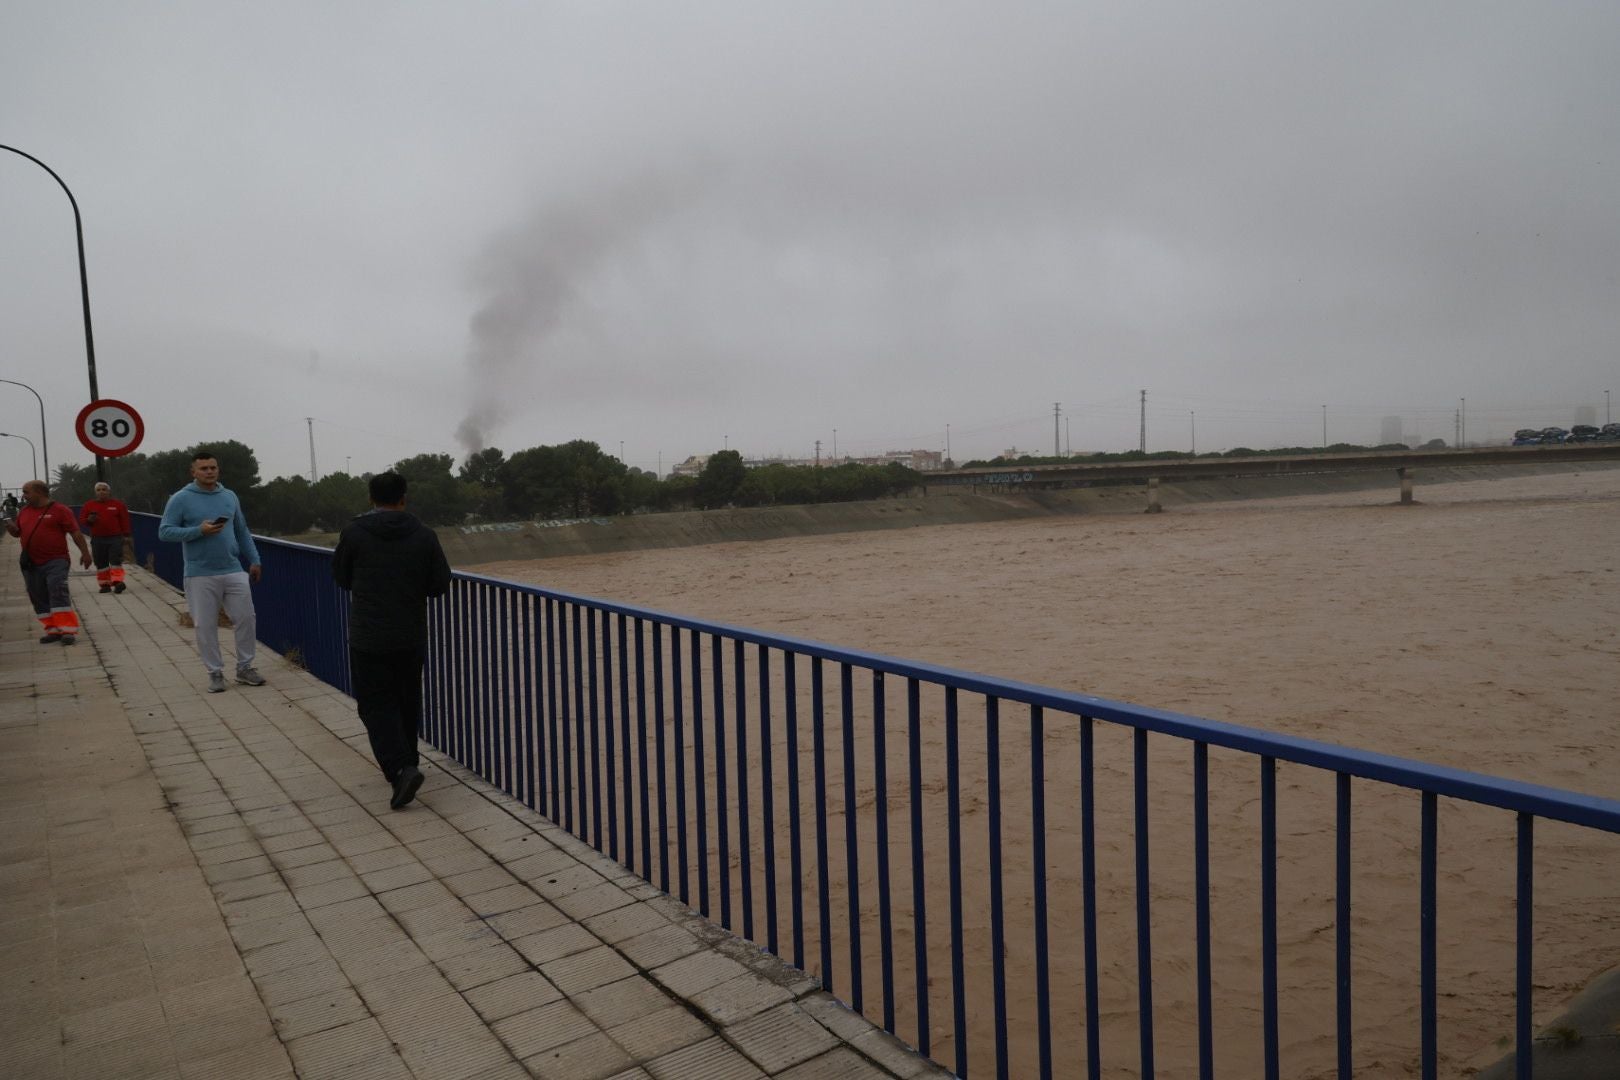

{"left": 237, "top": 525, "right": 1620, "bottom": 835}
{"left": 134, "top": 511, "right": 1620, "bottom": 1077}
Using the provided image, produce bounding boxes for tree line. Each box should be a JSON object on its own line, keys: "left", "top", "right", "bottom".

{"left": 49, "top": 443, "right": 921, "bottom": 536}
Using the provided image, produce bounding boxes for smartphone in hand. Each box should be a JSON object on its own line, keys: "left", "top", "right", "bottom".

{"left": 210, "top": 516, "right": 230, "bottom": 526}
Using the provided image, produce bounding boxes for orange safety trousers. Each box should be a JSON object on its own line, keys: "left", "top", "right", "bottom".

{"left": 40, "top": 609, "right": 81, "bottom": 637}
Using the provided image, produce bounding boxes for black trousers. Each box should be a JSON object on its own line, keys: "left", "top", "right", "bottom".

{"left": 90, "top": 535, "right": 123, "bottom": 569}
{"left": 349, "top": 647, "right": 424, "bottom": 783}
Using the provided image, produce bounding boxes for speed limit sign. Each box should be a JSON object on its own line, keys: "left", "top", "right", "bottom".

{"left": 75, "top": 399, "right": 146, "bottom": 458}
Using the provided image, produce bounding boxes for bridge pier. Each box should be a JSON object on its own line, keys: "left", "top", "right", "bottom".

{"left": 1399, "top": 467, "right": 1414, "bottom": 504}
{"left": 1145, "top": 476, "right": 1163, "bottom": 513}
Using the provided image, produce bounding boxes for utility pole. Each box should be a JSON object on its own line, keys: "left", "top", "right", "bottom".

{"left": 832, "top": 428, "right": 837, "bottom": 460}
{"left": 619, "top": 440, "right": 624, "bottom": 461}
{"left": 1053, "top": 402, "right": 1061, "bottom": 458}
{"left": 945, "top": 424, "right": 951, "bottom": 463}
{"left": 1190, "top": 411, "right": 1196, "bottom": 456}
{"left": 1139, "top": 389, "right": 1146, "bottom": 454}
{"left": 1454, "top": 409, "right": 1460, "bottom": 447}
{"left": 1460, "top": 397, "right": 1466, "bottom": 448}
{"left": 1322, "top": 405, "right": 1327, "bottom": 450}
{"left": 306, "top": 417, "right": 317, "bottom": 483}
{"left": 345, "top": 455, "right": 352, "bottom": 474}
{"left": 814, "top": 439, "right": 821, "bottom": 468}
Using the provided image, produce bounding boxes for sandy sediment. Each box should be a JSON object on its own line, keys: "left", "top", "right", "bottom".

{"left": 462, "top": 468, "right": 1620, "bottom": 1079}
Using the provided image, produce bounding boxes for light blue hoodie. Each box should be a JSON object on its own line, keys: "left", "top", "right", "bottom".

{"left": 157, "top": 482, "right": 262, "bottom": 578}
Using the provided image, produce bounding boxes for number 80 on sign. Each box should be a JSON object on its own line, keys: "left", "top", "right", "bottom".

{"left": 75, "top": 399, "right": 146, "bottom": 458}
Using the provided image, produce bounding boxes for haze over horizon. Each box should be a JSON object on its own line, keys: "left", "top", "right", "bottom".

{"left": 3, "top": 2, "right": 1617, "bottom": 484}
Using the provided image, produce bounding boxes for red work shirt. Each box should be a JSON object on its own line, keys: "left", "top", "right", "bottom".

{"left": 80, "top": 498, "right": 132, "bottom": 537}
{"left": 16, "top": 502, "right": 79, "bottom": 563}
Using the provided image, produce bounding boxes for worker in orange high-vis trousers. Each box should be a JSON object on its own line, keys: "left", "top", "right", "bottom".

{"left": 80, "top": 481, "right": 133, "bottom": 594}
{"left": 4, "top": 480, "right": 93, "bottom": 644}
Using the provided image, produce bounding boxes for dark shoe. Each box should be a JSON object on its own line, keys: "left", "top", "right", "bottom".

{"left": 390, "top": 766, "right": 424, "bottom": 810}
{"left": 207, "top": 672, "right": 227, "bottom": 694}
{"left": 99, "top": 585, "right": 112, "bottom": 593}
{"left": 59, "top": 635, "right": 76, "bottom": 646}
{"left": 113, "top": 582, "right": 126, "bottom": 594}
{"left": 38, "top": 633, "right": 57, "bottom": 645}
{"left": 235, "top": 666, "right": 266, "bottom": 686}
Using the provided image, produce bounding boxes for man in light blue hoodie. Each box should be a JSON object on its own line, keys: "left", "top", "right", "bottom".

{"left": 158, "top": 450, "right": 266, "bottom": 693}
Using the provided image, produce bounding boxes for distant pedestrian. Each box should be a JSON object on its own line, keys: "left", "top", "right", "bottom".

{"left": 158, "top": 451, "right": 267, "bottom": 693}
{"left": 333, "top": 471, "right": 451, "bottom": 810}
{"left": 2, "top": 492, "right": 18, "bottom": 518}
{"left": 4, "top": 480, "right": 92, "bottom": 645}
{"left": 80, "top": 481, "right": 133, "bottom": 594}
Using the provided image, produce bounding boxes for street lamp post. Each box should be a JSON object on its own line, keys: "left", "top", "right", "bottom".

{"left": 0, "top": 432, "right": 39, "bottom": 482}
{"left": 0, "top": 379, "right": 48, "bottom": 483}
{"left": 0, "top": 144, "right": 103, "bottom": 480}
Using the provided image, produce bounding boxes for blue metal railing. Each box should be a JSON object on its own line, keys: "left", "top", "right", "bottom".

{"left": 130, "top": 513, "right": 1620, "bottom": 1079}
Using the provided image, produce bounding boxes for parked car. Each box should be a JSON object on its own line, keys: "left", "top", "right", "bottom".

{"left": 1512, "top": 428, "right": 1543, "bottom": 445}
{"left": 1599, "top": 423, "right": 1620, "bottom": 441}
{"left": 1539, "top": 427, "right": 1569, "bottom": 444}
{"left": 1568, "top": 425, "right": 1601, "bottom": 442}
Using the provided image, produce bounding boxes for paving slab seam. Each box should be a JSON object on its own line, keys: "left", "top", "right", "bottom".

{"left": 2, "top": 552, "right": 294, "bottom": 1079}
{"left": 397, "top": 734, "right": 950, "bottom": 1080}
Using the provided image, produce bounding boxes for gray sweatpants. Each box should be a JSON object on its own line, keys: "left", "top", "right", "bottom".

{"left": 184, "top": 571, "right": 256, "bottom": 675}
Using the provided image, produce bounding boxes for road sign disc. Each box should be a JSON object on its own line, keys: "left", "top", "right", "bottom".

{"left": 75, "top": 399, "right": 145, "bottom": 457}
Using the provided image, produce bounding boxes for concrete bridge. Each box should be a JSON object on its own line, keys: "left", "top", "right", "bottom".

{"left": 925, "top": 441, "right": 1620, "bottom": 509}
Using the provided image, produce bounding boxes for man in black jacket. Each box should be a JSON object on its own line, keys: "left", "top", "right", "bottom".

{"left": 333, "top": 472, "right": 452, "bottom": 809}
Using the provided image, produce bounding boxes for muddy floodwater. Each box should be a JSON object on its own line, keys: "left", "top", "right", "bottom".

{"left": 471, "top": 469, "right": 1620, "bottom": 1079}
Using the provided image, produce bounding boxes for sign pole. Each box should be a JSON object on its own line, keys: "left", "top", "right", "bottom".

{"left": 0, "top": 145, "right": 103, "bottom": 479}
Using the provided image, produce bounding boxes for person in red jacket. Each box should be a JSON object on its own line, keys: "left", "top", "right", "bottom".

{"left": 4, "top": 480, "right": 92, "bottom": 644}
{"left": 80, "top": 481, "right": 133, "bottom": 594}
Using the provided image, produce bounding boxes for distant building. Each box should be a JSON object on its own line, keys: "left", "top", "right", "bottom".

{"left": 1380, "top": 416, "right": 1404, "bottom": 445}
{"left": 814, "top": 450, "right": 943, "bottom": 471}
{"left": 670, "top": 454, "right": 709, "bottom": 479}
{"left": 872, "top": 449, "right": 942, "bottom": 471}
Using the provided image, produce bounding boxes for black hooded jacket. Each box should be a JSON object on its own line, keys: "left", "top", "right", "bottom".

{"left": 332, "top": 509, "right": 452, "bottom": 653}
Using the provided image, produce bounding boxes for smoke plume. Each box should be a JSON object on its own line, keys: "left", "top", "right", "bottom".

{"left": 456, "top": 173, "right": 698, "bottom": 454}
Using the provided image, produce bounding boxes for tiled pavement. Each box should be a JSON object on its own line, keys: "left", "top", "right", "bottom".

{"left": 0, "top": 558, "right": 950, "bottom": 1080}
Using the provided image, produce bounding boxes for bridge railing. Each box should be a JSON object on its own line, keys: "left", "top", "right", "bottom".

{"left": 130, "top": 512, "right": 1620, "bottom": 1080}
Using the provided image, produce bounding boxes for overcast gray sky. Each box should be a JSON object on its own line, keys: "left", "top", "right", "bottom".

{"left": 3, "top": 1, "right": 1617, "bottom": 484}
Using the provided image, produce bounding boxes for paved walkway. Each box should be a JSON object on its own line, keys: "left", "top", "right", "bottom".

{"left": 0, "top": 555, "right": 948, "bottom": 1080}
